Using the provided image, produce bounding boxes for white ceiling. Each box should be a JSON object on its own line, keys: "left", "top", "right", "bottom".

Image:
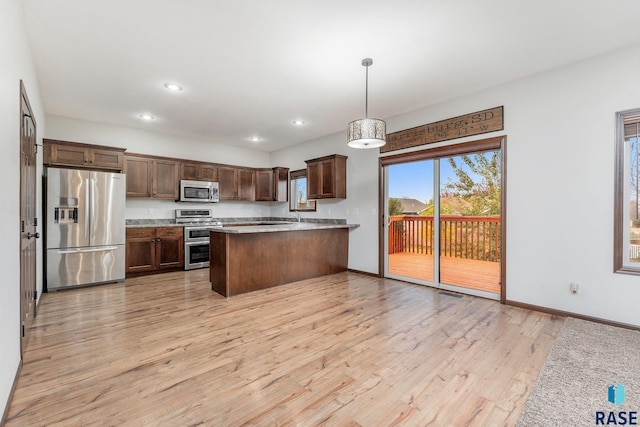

{"left": 22, "top": 0, "right": 640, "bottom": 152}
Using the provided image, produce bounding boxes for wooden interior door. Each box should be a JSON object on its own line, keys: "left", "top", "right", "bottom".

{"left": 19, "top": 81, "right": 38, "bottom": 355}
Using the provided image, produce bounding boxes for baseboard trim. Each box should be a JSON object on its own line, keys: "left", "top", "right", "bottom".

{"left": 506, "top": 300, "right": 640, "bottom": 332}
{"left": 347, "top": 268, "right": 380, "bottom": 278}
{"left": 2, "top": 358, "right": 22, "bottom": 426}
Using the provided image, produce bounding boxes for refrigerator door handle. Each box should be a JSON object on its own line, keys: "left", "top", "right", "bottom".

{"left": 85, "top": 178, "right": 91, "bottom": 243}
{"left": 57, "top": 246, "right": 120, "bottom": 255}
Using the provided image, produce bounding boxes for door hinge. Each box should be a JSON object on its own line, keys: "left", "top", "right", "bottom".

{"left": 34, "top": 217, "right": 38, "bottom": 227}
{"left": 21, "top": 220, "right": 25, "bottom": 232}
{"left": 21, "top": 323, "right": 25, "bottom": 338}
{"left": 34, "top": 290, "right": 38, "bottom": 301}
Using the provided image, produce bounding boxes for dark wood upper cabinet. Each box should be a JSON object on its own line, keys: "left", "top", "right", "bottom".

{"left": 238, "top": 168, "right": 255, "bottom": 201}
{"left": 125, "top": 154, "right": 178, "bottom": 200}
{"left": 152, "top": 159, "right": 179, "bottom": 199}
{"left": 180, "top": 161, "right": 217, "bottom": 181}
{"left": 255, "top": 169, "right": 274, "bottom": 201}
{"left": 124, "top": 156, "right": 152, "bottom": 197}
{"left": 217, "top": 166, "right": 239, "bottom": 200}
{"left": 306, "top": 154, "right": 347, "bottom": 199}
{"left": 255, "top": 167, "right": 289, "bottom": 202}
{"left": 44, "top": 139, "right": 125, "bottom": 171}
{"left": 44, "top": 140, "right": 290, "bottom": 204}
{"left": 217, "top": 166, "right": 255, "bottom": 201}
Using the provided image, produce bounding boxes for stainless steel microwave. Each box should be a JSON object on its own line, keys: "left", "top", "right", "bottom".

{"left": 179, "top": 180, "right": 219, "bottom": 203}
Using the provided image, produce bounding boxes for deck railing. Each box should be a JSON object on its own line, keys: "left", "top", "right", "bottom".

{"left": 388, "top": 215, "right": 501, "bottom": 262}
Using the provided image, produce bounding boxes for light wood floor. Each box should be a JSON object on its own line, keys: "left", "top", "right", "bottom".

{"left": 6, "top": 270, "right": 563, "bottom": 426}
{"left": 388, "top": 253, "right": 501, "bottom": 294}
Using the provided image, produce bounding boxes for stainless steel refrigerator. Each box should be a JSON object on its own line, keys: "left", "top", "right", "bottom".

{"left": 46, "top": 168, "right": 126, "bottom": 291}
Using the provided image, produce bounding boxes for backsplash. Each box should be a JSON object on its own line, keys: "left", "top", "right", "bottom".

{"left": 124, "top": 198, "right": 272, "bottom": 220}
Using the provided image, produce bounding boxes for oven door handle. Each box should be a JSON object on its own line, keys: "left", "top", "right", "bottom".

{"left": 185, "top": 239, "right": 210, "bottom": 245}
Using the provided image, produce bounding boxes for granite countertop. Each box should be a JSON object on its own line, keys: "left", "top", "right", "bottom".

{"left": 210, "top": 222, "right": 359, "bottom": 234}
{"left": 126, "top": 217, "right": 359, "bottom": 231}
{"left": 126, "top": 219, "right": 183, "bottom": 228}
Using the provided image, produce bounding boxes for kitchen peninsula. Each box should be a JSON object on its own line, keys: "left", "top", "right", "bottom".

{"left": 209, "top": 222, "right": 357, "bottom": 297}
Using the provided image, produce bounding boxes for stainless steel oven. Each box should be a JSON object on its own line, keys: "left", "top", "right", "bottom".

{"left": 184, "top": 226, "right": 217, "bottom": 270}
{"left": 176, "top": 209, "right": 222, "bottom": 270}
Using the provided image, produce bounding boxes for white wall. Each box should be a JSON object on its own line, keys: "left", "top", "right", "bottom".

{"left": 0, "top": 0, "right": 46, "bottom": 416}
{"left": 269, "top": 135, "right": 381, "bottom": 272}
{"left": 271, "top": 44, "right": 640, "bottom": 327}
{"left": 45, "top": 115, "right": 278, "bottom": 219}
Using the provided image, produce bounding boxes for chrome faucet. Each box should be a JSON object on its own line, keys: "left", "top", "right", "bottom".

{"left": 290, "top": 212, "right": 301, "bottom": 222}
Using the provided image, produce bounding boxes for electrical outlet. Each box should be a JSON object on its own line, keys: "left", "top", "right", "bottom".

{"left": 570, "top": 282, "right": 579, "bottom": 294}
{"left": 354, "top": 208, "right": 359, "bottom": 216}
{"left": 327, "top": 208, "right": 331, "bottom": 216}
{"left": 346, "top": 208, "right": 350, "bottom": 215}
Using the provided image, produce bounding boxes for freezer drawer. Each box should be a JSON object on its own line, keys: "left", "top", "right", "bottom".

{"left": 46, "top": 245, "right": 125, "bottom": 291}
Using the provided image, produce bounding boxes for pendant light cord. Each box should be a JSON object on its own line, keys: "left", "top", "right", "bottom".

{"left": 365, "top": 64, "right": 369, "bottom": 118}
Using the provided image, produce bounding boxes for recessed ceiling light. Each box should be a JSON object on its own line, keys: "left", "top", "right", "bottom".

{"left": 249, "top": 136, "right": 262, "bottom": 142}
{"left": 163, "top": 83, "right": 183, "bottom": 92}
{"left": 138, "top": 114, "right": 155, "bottom": 121}
{"left": 292, "top": 120, "right": 306, "bottom": 126}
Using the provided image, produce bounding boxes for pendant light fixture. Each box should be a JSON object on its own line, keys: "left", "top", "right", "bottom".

{"left": 347, "top": 58, "right": 386, "bottom": 149}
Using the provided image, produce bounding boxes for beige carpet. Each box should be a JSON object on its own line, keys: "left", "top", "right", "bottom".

{"left": 517, "top": 317, "right": 640, "bottom": 426}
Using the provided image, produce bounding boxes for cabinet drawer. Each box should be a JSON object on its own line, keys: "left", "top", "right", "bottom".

{"left": 156, "top": 227, "right": 183, "bottom": 238}
{"left": 126, "top": 228, "right": 156, "bottom": 238}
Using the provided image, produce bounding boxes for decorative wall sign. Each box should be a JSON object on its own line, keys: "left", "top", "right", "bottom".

{"left": 380, "top": 106, "right": 504, "bottom": 153}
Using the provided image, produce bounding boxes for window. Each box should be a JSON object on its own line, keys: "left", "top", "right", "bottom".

{"left": 289, "top": 169, "right": 316, "bottom": 212}
{"left": 614, "top": 108, "right": 640, "bottom": 274}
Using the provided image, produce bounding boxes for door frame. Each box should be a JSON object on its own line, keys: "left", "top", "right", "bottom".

{"left": 378, "top": 136, "right": 507, "bottom": 303}
{"left": 19, "top": 80, "right": 38, "bottom": 355}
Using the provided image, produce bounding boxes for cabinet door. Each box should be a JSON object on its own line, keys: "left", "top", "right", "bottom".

{"left": 124, "top": 156, "right": 153, "bottom": 197}
{"left": 255, "top": 169, "right": 274, "bottom": 201}
{"left": 218, "top": 166, "right": 239, "bottom": 200}
{"left": 238, "top": 169, "right": 256, "bottom": 201}
{"left": 199, "top": 164, "right": 217, "bottom": 181}
{"left": 156, "top": 228, "right": 184, "bottom": 270}
{"left": 152, "top": 159, "right": 179, "bottom": 199}
{"left": 306, "top": 161, "right": 322, "bottom": 199}
{"left": 181, "top": 162, "right": 199, "bottom": 180}
{"left": 305, "top": 155, "right": 346, "bottom": 199}
{"left": 181, "top": 162, "right": 217, "bottom": 181}
{"left": 126, "top": 228, "right": 157, "bottom": 273}
{"left": 320, "top": 158, "right": 335, "bottom": 198}
{"left": 49, "top": 144, "right": 89, "bottom": 167}
{"left": 91, "top": 148, "right": 123, "bottom": 170}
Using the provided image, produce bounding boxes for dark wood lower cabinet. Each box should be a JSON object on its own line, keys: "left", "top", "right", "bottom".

{"left": 156, "top": 227, "right": 183, "bottom": 270}
{"left": 209, "top": 228, "right": 348, "bottom": 297}
{"left": 126, "top": 227, "right": 183, "bottom": 276}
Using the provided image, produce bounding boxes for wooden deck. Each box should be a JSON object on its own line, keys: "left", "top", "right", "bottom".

{"left": 6, "top": 270, "right": 562, "bottom": 426}
{"left": 388, "top": 252, "right": 501, "bottom": 294}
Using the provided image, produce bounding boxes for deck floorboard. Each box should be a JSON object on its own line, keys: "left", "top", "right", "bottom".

{"left": 388, "top": 252, "right": 501, "bottom": 294}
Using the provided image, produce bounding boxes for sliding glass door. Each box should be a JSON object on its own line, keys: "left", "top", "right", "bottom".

{"left": 383, "top": 138, "right": 504, "bottom": 300}
{"left": 387, "top": 160, "right": 436, "bottom": 282}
